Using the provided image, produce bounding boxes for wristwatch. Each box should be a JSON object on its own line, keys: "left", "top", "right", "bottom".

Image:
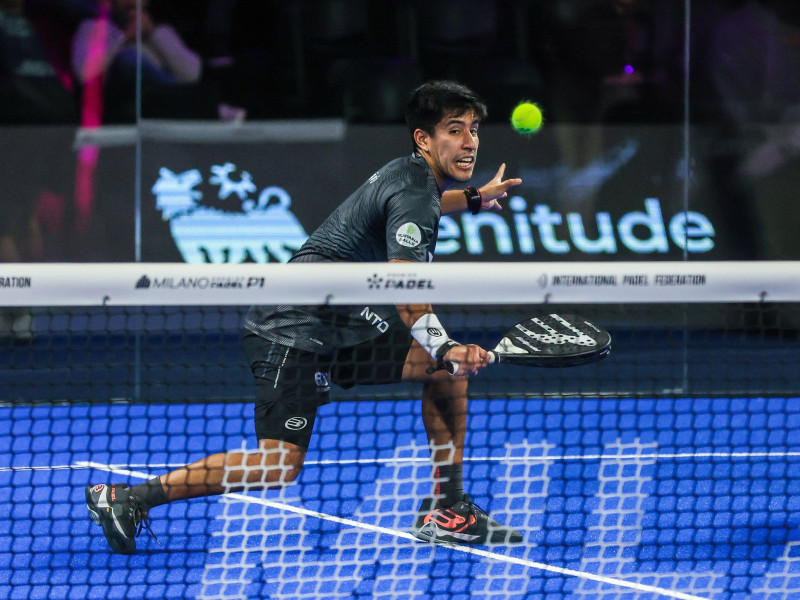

{"left": 464, "top": 186, "right": 482, "bottom": 215}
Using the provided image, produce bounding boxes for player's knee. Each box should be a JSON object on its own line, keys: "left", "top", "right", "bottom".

{"left": 424, "top": 370, "right": 469, "bottom": 395}
{"left": 251, "top": 439, "right": 306, "bottom": 485}
{"left": 276, "top": 463, "right": 303, "bottom": 485}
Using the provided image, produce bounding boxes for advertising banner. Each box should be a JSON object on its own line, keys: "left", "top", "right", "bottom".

{"left": 135, "top": 123, "right": 780, "bottom": 263}
{"left": 3, "top": 122, "right": 798, "bottom": 262}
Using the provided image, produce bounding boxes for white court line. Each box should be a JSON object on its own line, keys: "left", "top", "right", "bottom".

{"left": 306, "top": 450, "right": 800, "bottom": 465}
{"left": 77, "top": 460, "right": 708, "bottom": 600}
{"left": 8, "top": 449, "right": 798, "bottom": 472}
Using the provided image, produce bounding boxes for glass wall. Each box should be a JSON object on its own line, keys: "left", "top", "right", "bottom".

{"left": 2, "top": 0, "right": 799, "bottom": 263}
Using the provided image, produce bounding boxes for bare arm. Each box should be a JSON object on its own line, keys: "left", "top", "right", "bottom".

{"left": 391, "top": 260, "right": 488, "bottom": 375}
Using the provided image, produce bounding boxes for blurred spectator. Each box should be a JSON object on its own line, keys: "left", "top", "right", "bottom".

{"left": 147, "top": 0, "right": 235, "bottom": 67}
{"left": 702, "top": 0, "right": 800, "bottom": 259}
{"left": 0, "top": 0, "right": 78, "bottom": 123}
{"left": 72, "top": 0, "right": 201, "bottom": 85}
{"left": 532, "top": 0, "right": 685, "bottom": 209}
{"left": 708, "top": 0, "right": 800, "bottom": 127}
{"left": 411, "top": 0, "right": 543, "bottom": 124}
{"left": 0, "top": 0, "right": 74, "bottom": 340}
{"left": 71, "top": 0, "right": 242, "bottom": 122}
{"left": 539, "top": 0, "right": 686, "bottom": 127}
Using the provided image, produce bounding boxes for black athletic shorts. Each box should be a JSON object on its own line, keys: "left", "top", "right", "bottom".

{"left": 242, "top": 323, "right": 413, "bottom": 449}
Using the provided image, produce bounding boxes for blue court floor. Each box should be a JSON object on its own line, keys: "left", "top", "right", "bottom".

{"left": 2, "top": 396, "right": 800, "bottom": 600}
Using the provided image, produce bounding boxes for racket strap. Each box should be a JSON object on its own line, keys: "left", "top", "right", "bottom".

{"left": 425, "top": 339, "right": 461, "bottom": 374}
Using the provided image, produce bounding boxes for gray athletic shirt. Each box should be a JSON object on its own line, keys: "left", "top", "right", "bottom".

{"left": 243, "top": 153, "right": 441, "bottom": 352}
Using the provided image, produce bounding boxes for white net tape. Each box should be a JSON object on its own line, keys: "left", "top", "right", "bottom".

{"left": 2, "top": 261, "right": 800, "bottom": 306}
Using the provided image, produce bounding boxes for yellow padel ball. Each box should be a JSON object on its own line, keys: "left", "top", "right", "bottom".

{"left": 510, "top": 102, "right": 543, "bottom": 134}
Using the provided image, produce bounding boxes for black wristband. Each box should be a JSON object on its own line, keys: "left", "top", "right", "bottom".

{"left": 434, "top": 339, "right": 461, "bottom": 371}
{"left": 464, "top": 186, "right": 482, "bottom": 215}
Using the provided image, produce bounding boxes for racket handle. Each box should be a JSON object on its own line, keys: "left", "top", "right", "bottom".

{"left": 446, "top": 351, "right": 498, "bottom": 375}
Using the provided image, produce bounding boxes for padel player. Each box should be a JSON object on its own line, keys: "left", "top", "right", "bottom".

{"left": 87, "top": 81, "right": 524, "bottom": 552}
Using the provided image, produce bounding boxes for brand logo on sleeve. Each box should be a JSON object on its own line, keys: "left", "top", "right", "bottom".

{"left": 396, "top": 222, "right": 422, "bottom": 248}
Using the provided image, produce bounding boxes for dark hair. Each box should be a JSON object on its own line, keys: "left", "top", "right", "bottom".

{"left": 406, "top": 81, "right": 488, "bottom": 151}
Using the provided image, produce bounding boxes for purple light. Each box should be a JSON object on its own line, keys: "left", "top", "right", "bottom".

{"left": 624, "top": 64, "right": 635, "bottom": 74}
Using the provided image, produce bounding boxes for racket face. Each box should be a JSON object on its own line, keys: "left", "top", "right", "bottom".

{"left": 494, "top": 313, "right": 611, "bottom": 367}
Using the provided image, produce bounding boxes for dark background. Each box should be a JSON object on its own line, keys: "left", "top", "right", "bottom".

{"left": 2, "top": 0, "right": 800, "bottom": 263}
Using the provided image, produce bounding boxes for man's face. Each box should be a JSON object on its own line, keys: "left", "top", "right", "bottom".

{"left": 417, "top": 110, "right": 480, "bottom": 187}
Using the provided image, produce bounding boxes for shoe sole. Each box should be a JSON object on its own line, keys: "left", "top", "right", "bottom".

{"left": 410, "top": 517, "right": 523, "bottom": 546}
{"left": 411, "top": 528, "right": 523, "bottom": 545}
{"left": 85, "top": 485, "right": 136, "bottom": 555}
{"left": 410, "top": 526, "right": 458, "bottom": 546}
{"left": 411, "top": 520, "right": 483, "bottom": 544}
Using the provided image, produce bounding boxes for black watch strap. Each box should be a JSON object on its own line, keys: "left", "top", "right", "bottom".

{"left": 464, "top": 186, "right": 482, "bottom": 215}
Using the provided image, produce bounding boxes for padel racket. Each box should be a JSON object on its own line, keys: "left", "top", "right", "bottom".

{"left": 447, "top": 313, "right": 611, "bottom": 374}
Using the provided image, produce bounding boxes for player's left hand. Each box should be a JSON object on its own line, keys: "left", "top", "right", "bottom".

{"left": 443, "top": 343, "right": 490, "bottom": 376}
{"left": 478, "top": 163, "right": 522, "bottom": 211}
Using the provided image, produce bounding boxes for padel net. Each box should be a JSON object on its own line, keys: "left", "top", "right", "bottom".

{"left": 2, "top": 260, "right": 800, "bottom": 600}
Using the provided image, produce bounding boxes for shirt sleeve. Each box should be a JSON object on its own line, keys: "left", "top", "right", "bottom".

{"left": 384, "top": 189, "right": 438, "bottom": 262}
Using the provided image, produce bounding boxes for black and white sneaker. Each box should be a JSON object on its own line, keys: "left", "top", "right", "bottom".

{"left": 410, "top": 494, "right": 523, "bottom": 545}
{"left": 86, "top": 483, "right": 155, "bottom": 554}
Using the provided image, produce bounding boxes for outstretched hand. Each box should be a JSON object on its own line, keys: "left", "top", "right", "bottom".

{"left": 478, "top": 163, "right": 522, "bottom": 211}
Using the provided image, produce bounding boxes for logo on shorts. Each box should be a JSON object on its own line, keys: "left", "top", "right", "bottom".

{"left": 315, "top": 371, "right": 330, "bottom": 392}
{"left": 395, "top": 222, "right": 422, "bottom": 248}
{"left": 285, "top": 417, "right": 308, "bottom": 430}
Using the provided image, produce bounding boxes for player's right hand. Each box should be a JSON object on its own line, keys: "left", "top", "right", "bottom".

{"left": 443, "top": 343, "right": 490, "bottom": 376}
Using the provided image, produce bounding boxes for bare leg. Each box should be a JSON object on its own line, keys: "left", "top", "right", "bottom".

{"left": 402, "top": 342, "right": 468, "bottom": 499}
{"left": 420, "top": 373, "right": 467, "bottom": 466}
{"left": 159, "top": 438, "right": 306, "bottom": 502}
{"left": 402, "top": 341, "right": 524, "bottom": 544}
